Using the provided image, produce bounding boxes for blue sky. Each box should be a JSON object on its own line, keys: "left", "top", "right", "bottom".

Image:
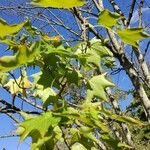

{"left": 0, "top": 0, "right": 150, "bottom": 149}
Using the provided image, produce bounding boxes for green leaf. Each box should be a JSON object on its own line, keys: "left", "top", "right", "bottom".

{"left": 31, "top": 70, "right": 59, "bottom": 107}
{"left": 17, "top": 112, "right": 61, "bottom": 143}
{"left": 116, "top": 28, "right": 150, "bottom": 48}
{"left": 89, "top": 38, "right": 113, "bottom": 57}
{"left": 0, "top": 18, "right": 26, "bottom": 38}
{"left": 70, "top": 129, "right": 96, "bottom": 150}
{"left": 59, "top": 104, "right": 109, "bottom": 133}
{"left": 53, "top": 126, "right": 63, "bottom": 141}
{"left": 0, "top": 73, "right": 9, "bottom": 86}
{"left": 86, "top": 73, "right": 115, "bottom": 102}
{"left": 66, "top": 69, "right": 82, "bottom": 86}
{"left": 101, "top": 108, "right": 144, "bottom": 126}
{"left": 33, "top": 87, "right": 58, "bottom": 107}
{"left": 71, "top": 143, "right": 87, "bottom": 150}
{"left": 97, "top": 9, "right": 122, "bottom": 29}
{"left": 112, "top": 115, "right": 144, "bottom": 126}
{"left": 31, "top": 0, "right": 85, "bottom": 8}
{"left": 31, "top": 136, "right": 52, "bottom": 150}
{"left": 0, "top": 42, "right": 41, "bottom": 73}
{"left": 20, "top": 111, "right": 34, "bottom": 120}
{"left": 30, "top": 126, "right": 63, "bottom": 150}
{"left": 0, "top": 38, "right": 17, "bottom": 49}
{"left": 32, "top": 69, "right": 54, "bottom": 89}
{"left": 4, "top": 75, "right": 31, "bottom": 96}
{"left": 75, "top": 39, "right": 113, "bottom": 68}
{"left": 101, "top": 134, "right": 121, "bottom": 150}
{"left": 81, "top": 102, "right": 109, "bottom": 132}
{"left": 118, "top": 142, "right": 133, "bottom": 149}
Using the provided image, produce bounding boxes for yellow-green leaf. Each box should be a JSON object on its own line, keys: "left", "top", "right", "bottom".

{"left": 33, "top": 87, "right": 58, "bottom": 107}
{"left": 112, "top": 115, "right": 144, "bottom": 126}
{"left": 71, "top": 143, "right": 87, "bottom": 150}
{"left": 86, "top": 73, "right": 115, "bottom": 102}
{"left": 17, "top": 112, "right": 61, "bottom": 143}
{"left": 0, "top": 18, "right": 26, "bottom": 38}
{"left": 31, "top": 0, "right": 85, "bottom": 8}
{"left": 75, "top": 38, "right": 113, "bottom": 68}
{"left": 4, "top": 75, "right": 31, "bottom": 96}
{"left": 97, "top": 9, "right": 122, "bottom": 29}
{"left": 0, "top": 42, "right": 41, "bottom": 73}
{"left": 118, "top": 142, "right": 133, "bottom": 149}
{"left": 0, "top": 73, "right": 9, "bottom": 86}
{"left": 116, "top": 28, "right": 150, "bottom": 48}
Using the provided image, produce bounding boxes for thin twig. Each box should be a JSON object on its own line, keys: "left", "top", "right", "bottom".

{"left": 126, "top": 0, "right": 136, "bottom": 27}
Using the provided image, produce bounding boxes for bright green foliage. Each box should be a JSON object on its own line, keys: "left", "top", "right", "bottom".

{"left": 13, "top": 33, "right": 143, "bottom": 149}
{"left": 116, "top": 28, "right": 150, "bottom": 48}
{"left": 0, "top": 42, "right": 41, "bottom": 73}
{"left": 31, "top": 0, "right": 85, "bottom": 8}
{"left": 17, "top": 101, "right": 144, "bottom": 149}
{"left": 101, "top": 107, "right": 144, "bottom": 126}
{"left": 31, "top": 71, "right": 58, "bottom": 107}
{"left": 71, "top": 143, "right": 87, "bottom": 150}
{"left": 33, "top": 87, "right": 57, "bottom": 107}
{"left": 97, "top": 10, "right": 150, "bottom": 48}
{"left": 4, "top": 75, "right": 31, "bottom": 96}
{"left": 0, "top": 19, "right": 26, "bottom": 38}
{"left": 101, "top": 134, "right": 133, "bottom": 150}
{"left": 97, "top": 9, "right": 122, "bottom": 29}
{"left": 112, "top": 115, "right": 144, "bottom": 126}
{"left": 86, "top": 73, "right": 115, "bottom": 102}
{"left": 0, "top": 38, "right": 17, "bottom": 49}
{"left": 16, "top": 112, "right": 61, "bottom": 149}
{"left": 0, "top": 73, "right": 9, "bottom": 86}
{"left": 75, "top": 38, "right": 113, "bottom": 68}
{"left": 0, "top": 4, "right": 148, "bottom": 150}
{"left": 130, "top": 126, "right": 150, "bottom": 149}
{"left": 89, "top": 38, "right": 113, "bottom": 57}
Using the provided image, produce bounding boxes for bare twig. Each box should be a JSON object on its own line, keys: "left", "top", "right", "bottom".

{"left": 126, "top": 0, "right": 136, "bottom": 27}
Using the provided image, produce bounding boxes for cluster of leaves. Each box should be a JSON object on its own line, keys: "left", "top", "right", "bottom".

{"left": 126, "top": 86, "right": 150, "bottom": 149}
{"left": 0, "top": 0, "right": 150, "bottom": 150}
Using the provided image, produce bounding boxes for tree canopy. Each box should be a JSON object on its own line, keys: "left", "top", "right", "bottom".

{"left": 0, "top": 0, "right": 150, "bottom": 149}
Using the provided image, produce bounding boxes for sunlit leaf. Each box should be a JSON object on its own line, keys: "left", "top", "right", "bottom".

{"left": 101, "top": 107, "right": 144, "bottom": 126}
{"left": 86, "top": 73, "right": 115, "bottom": 101}
{"left": 118, "top": 142, "right": 133, "bottom": 149}
{"left": 75, "top": 39, "right": 113, "bottom": 68}
{"left": 90, "top": 38, "right": 113, "bottom": 57}
{"left": 97, "top": 9, "right": 122, "bottom": 29}
{"left": 31, "top": 71, "right": 58, "bottom": 107}
{"left": 116, "top": 28, "right": 150, "bottom": 48}
{"left": 31, "top": 0, "right": 85, "bottom": 8}
{"left": 71, "top": 143, "right": 87, "bottom": 150}
{"left": 17, "top": 112, "right": 61, "bottom": 143}
{"left": 0, "top": 18, "right": 26, "bottom": 38}
{"left": 33, "top": 87, "right": 58, "bottom": 107}
{"left": 4, "top": 75, "right": 31, "bottom": 96}
{"left": 43, "top": 35, "right": 61, "bottom": 43}
{"left": 112, "top": 115, "right": 144, "bottom": 126}
{"left": 0, "top": 42, "right": 41, "bottom": 73}
{"left": 20, "top": 111, "right": 35, "bottom": 120}
{"left": 0, "top": 73, "right": 9, "bottom": 86}
{"left": 31, "top": 136, "right": 52, "bottom": 150}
